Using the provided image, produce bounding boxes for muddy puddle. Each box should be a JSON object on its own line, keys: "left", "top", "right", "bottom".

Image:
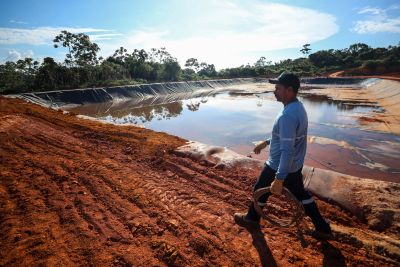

{"left": 67, "top": 88, "right": 400, "bottom": 182}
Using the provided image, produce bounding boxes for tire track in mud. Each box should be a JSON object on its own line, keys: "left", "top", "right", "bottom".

{"left": 81, "top": 157, "right": 260, "bottom": 265}
{"left": 1, "top": 114, "right": 254, "bottom": 266}
{"left": 87, "top": 159, "right": 258, "bottom": 266}
{"left": 1, "top": 96, "right": 397, "bottom": 266}
{"left": 1, "top": 158, "right": 89, "bottom": 266}
{"left": 149, "top": 154, "right": 395, "bottom": 266}
{"left": 1, "top": 116, "right": 158, "bottom": 265}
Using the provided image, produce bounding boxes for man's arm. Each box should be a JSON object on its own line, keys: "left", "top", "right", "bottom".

{"left": 253, "top": 139, "right": 270, "bottom": 154}
{"left": 275, "top": 114, "right": 297, "bottom": 180}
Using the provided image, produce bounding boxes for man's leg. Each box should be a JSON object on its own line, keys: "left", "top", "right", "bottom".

{"left": 236, "top": 163, "right": 276, "bottom": 223}
{"left": 284, "top": 167, "right": 332, "bottom": 237}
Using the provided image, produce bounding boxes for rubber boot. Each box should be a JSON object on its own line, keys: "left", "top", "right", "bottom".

{"left": 303, "top": 202, "right": 332, "bottom": 238}
{"left": 245, "top": 202, "right": 261, "bottom": 222}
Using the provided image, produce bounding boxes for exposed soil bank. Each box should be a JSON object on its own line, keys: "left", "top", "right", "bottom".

{"left": 329, "top": 71, "right": 400, "bottom": 81}
{"left": 1, "top": 96, "right": 399, "bottom": 266}
{"left": 284, "top": 79, "right": 400, "bottom": 136}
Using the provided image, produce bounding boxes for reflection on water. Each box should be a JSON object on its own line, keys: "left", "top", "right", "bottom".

{"left": 102, "top": 102, "right": 184, "bottom": 124}
{"left": 68, "top": 90, "right": 383, "bottom": 142}
{"left": 67, "top": 89, "right": 400, "bottom": 181}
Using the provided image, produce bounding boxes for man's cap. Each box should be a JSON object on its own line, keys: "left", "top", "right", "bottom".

{"left": 269, "top": 72, "right": 300, "bottom": 91}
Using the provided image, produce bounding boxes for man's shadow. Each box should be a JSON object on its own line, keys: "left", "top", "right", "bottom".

{"left": 321, "top": 241, "right": 346, "bottom": 267}
{"left": 241, "top": 224, "right": 346, "bottom": 267}
{"left": 241, "top": 224, "right": 278, "bottom": 267}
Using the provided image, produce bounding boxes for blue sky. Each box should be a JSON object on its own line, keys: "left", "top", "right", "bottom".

{"left": 1, "top": 0, "right": 399, "bottom": 69}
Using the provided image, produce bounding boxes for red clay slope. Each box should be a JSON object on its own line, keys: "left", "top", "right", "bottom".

{"left": 0, "top": 96, "right": 397, "bottom": 266}
{"left": 328, "top": 70, "right": 400, "bottom": 81}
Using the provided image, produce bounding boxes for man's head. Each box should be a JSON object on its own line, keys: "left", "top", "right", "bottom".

{"left": 269, "top": 72, "right": 300, "bottom": 103}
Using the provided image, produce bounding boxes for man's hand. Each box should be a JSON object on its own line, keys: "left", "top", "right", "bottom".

{"left": 270, "top": 179, "right": 284, "bottom": 195}
{"left": 253, "top": 140, "right": 269, "bottom": 154}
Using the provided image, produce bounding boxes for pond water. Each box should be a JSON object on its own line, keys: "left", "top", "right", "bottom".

{"left": 67, "top": 89, "right": 400, "bottom": 182}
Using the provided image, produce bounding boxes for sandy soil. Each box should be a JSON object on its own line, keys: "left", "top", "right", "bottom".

{"left": 250, "top": 79, "right": 400, "bottom": 136}
{"left": 329, "top": 71, "right": 400, "bottom": 81}
{"left": 301, "top": 80, "right": 400, "bottom": 136}
{"left": 324, "top": 74, "right": 400, "bottom": 135}
{"left": 1, "top": 96, "right": 399, "bottom": 266}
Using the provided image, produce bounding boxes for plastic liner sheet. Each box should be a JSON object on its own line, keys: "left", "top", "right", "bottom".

{"left": 10, "top": 77, "right": 375, "bottom": 107}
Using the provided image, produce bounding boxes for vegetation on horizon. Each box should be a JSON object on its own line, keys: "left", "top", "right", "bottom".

{"left": 0, "top": 31, "right": 399, "bottom": 94}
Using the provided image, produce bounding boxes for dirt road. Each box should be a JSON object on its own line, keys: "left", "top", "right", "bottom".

{"left": 0, "top": 96, "right": 398, "bottom": 266}
{"left": 328, "top": 71, "right": 400, "bottom": 81}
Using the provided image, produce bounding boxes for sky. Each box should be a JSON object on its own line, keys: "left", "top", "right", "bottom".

{"left": 0, "top": 0, "right": 399, "bottom": 69}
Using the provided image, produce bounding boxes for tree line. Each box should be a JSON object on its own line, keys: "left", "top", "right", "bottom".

{"left": 0, "top": 31, "right": 399, "bottom": 94}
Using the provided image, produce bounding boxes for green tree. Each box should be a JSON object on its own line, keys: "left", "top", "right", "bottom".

{"left": 34, "top": 57, "right": 60, "bottom": 90}
{"left": 198, "top": 62, "right": 217, "bottom": 77}
{"left": 110, "top": 47, "right": 129, "bottom": 64}
{"left": 185, "top": 58, "right": 200, "bottom": 72}
{"left": 300, "top": 44, "right": 312, "bottom": 56}
{"left": 163, "top": 58, "right": 181, "bottom": 81}
{"left": 309, "top": 49, "right": 340, "bottom": 68}
{"left": 53, "top": 30, "right": 100, "bottom": 66}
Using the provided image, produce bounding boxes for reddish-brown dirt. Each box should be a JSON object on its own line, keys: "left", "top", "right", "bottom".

{"left": 328, "top": 71, "right": 400, "bottom": 81}
{"left": 0, "top": 96, "right": 397, "bottom": 266}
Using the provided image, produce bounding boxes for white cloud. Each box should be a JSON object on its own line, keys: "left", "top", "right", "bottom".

{"left": 0, "top": 27, "right": 113, "bottom": 45}
{"left": 4, "top": 49, "right": 34, "bottom": 62}
{"left": 97, "top": 0, "right": 338, "bottom": 69}
{"left": 9, "top": 20, "right": 28, "bottom": 25}
{"left": 90, "top": 33, "right": 123, "bottom": 41}
{"left": 0, "top": 0, "right": 339, "bottom": 69}
{"left": 353, "top": 6, "right": 400, "bottom": 34}
{"left": 358, "top": 7, "right": 384, "bottom": 16}
{"left": 5, "top": 50, "right": 21, "bottom": 61}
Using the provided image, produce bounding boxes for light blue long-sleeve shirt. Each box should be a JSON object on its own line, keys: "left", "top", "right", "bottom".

{"left": 266, "top": 98, "right": 308, "bottom": 180}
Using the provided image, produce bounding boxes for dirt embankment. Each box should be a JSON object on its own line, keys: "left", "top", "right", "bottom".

{"left": 328, "top": 71, "right": 400, "bottom": 81}
{"left": 298, "top": 79, "right": 400, "bottom": 136}
{"left": 1, "top": 96, "right": 399, "bottom": 266}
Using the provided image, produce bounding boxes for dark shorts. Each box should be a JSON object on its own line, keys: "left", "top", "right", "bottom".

{"left": 253, "top": 163, "right": 314, "bottom": 205}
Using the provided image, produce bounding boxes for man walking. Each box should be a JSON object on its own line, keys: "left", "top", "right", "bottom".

{"left": 234, "top": 72, "right": 332, "bottom": 239}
